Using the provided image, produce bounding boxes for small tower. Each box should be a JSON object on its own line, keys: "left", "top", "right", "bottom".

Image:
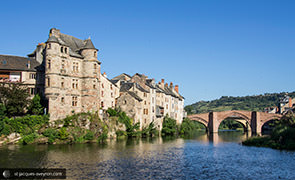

{"left": 80, "top": 38, "right": 101, "bottom": 112}
{"left": 81, "top": 38, "right": 99, "bottom": 60}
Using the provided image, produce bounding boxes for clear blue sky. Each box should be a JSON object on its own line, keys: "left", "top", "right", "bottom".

{"left": 1, "top": 0, "right": 294, "bottom": 105}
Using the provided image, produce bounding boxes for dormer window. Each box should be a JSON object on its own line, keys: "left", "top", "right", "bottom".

{"left": 65, "top": 47, "right": 67, "bottom": 54}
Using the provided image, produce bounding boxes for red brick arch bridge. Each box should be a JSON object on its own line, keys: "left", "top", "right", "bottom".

{"left": 188, "top": 110, "right": 282, "bottom": 134}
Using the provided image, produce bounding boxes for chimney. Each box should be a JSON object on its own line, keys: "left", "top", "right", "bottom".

{"left": 161, "top": 79, "right": 164, "bottom": 84}
{"left": 103, "top": 72, "right": 107, "bottom": 78}
{"left": 289, "top": 97, "right": 292, "bottom": 108}
{"left": 165, "top": 83, "right": 168, "bottom": 87}
{"left": 27, "top": 60, "right": 31, "bottom": 69}
{"left": 175, "top": 85, "right": 179, "bottom": 93}
{"left": 170, "top": 82, "right": 173, "bottom": 89}
{"left": 50, "top": 28, "right": 60, "bottom": 38}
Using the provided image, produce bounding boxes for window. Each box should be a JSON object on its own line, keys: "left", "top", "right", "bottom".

{"left": 94, "top": 51, "right": 97, "bottom": 57}
{"left": 64, "top": 47, "right": 67, "bottom": 54}
{"left": 101, "top": 91, "right": 104, "bottom": 97}
{"left": 61, "top": 78, "right": 64, "bottom": 88}
{"left": 166, "top": 104, "right": 168, "bottom": 109}
{"left": 144, "top": 119, "right": 147, "bottom": 124}
{"left": 152, "top": 107, "right": 154, "bottom": 113}
{"left": 47, "top": 77, "right": 50, "bottom": 87}
{"left": 61, "top": 60, "right": 65, "bottom": 70}
{"left": 144, "top": 101, "right": 146, "bottom": 105}
{"left": 93, "top": 80, "right": 96, "bottom": 89}
{"left": 72, "top": 79, "right": 78, "bottom": 89}
{"left": 61, "top": 97, "right": 64, "bottom": 103}
{"left": 72, "top": 96, "right": 77, "bottom": 106}
{"left": 47, "top": 60, "right": 51, "bottom": 69}
{"left": 30, "top": 88, "right": 35, "bottom": 95}
{"left": 144, "top": 93, "right": 147, "bottom": 97}
{"left": 29, "top": 73, "right": 36, "bottom": 79}
{"left": 73, "top": 62, "right": 79, "bottom": 72}
{"left": 94, "top": 64, "right": 97, "bottom": 69}
{"left": 47, "top": 43, "right": 51, "bottom": 49}
{"left": 124, "top": 100, "right": 127, "bottom": 104}
{"left": 101, "top": 101, "right": 104, "bottom": 108}
{"left": 111, "top": 101, "right": 114, "bottom": 107}
{"left": 110, "top": 84, "right": 113, "bottom": 90}
{"left": 61, "top": 47, "right": 63, "bottom": 53}
{"left": 111, "top": 92, "right": 113, "bottom": 98}
{"left": 102, "top": 83, "right": 104, "bottom": 88}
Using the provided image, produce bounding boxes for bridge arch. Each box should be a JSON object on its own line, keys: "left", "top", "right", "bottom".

{"left": 216, "top": 111, "right": 252, "bottom": 132}
{"left": 258, "top": 115, "right": 281, "bottom": 134}
{"left": 189, "top": 117, "right": 208, "bottom": 131}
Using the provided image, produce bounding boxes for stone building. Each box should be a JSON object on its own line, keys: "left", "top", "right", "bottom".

{"left": 100, "top": 72, "right": 119, "bottom": 110}
{"left": 113, "top": 73, "right": 184, "bottom": 130}
{"left": 0, "top": 28, "right": 185, "bottom": 128}
{"left": 0, "top": 54, "right": 44, "bottom": 97}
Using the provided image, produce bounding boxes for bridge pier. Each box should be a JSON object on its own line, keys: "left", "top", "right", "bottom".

{"left": 208, "top": 112, "right": 219, "bottom": 133}
{"left": 251, "top": 111, "right": 261, "bottom": 135}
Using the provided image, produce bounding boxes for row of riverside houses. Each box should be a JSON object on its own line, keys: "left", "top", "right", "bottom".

{"left": 0, "top": 28, "right": 185, "bottom": 130}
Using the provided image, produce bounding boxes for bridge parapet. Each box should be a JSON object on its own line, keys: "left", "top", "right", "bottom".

{"left": 188, "top": 110, "right": 282, "bottom": 134}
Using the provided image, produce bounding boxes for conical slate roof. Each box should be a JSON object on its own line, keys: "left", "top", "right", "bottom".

{"left": 82, "top": 39, "right": 97, "bottom": 50}
{"left": 46, "top": 35, "right": 59, "bottom": 43}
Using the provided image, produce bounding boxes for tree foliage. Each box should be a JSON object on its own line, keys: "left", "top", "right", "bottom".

{"left": 162, "top": 115, "right": 178, "bottom": 136}
{"left": 0, "top": 83, "right": 30, "bottom": 117}
{"left": 180, "top": 118, "right": 205, "bottom": 135}
{"left": 28, "top": 94, "right": 44, "bottom": 115}
{"left": 186, "top": 92, "right": 295, "bottom": 114}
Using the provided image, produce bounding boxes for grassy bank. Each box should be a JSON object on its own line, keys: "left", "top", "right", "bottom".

{"left": 242, "top": 113, "right": 295, "bottom": 150}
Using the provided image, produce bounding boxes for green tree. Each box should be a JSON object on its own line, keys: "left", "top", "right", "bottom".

{"left": 28, "top": 94, "right": 43, "bottom": 115}
{"left": 0, "top": 83, "right": 30, "bottom": 117}
{"left": 161, "top": 115, "right": 177, "bottom": 136}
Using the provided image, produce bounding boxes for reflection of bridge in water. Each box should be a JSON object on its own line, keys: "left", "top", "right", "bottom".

{"left": 188, "top": 110, "right": 282, "bottom": 134}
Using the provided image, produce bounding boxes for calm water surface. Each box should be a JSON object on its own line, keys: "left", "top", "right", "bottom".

{"left": 1, "top": 131, "right": 295, "bottom": 180}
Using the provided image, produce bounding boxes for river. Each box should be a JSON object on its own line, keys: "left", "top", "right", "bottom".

{"left": 0, "top": 131, "right": 295, "bottom": 180}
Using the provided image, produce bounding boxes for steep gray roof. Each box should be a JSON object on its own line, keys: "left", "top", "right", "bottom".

{"left": 46, "top": 35, "right": 58, "bottom": 43}
{"left": 146, "top": 79, "right": 156, "bottom": 89}
{"left": 112, "top": 73, "right": 131, "bottom": 81}
{"left": 82, "top": 39, "right": 96, "bottom": 50}
{"left": 120, "top": 82, "right": 133, "bottom": 92}
{"left": 48, "top": 31, "right": 98, "bottom": 59}
{"left": 0, "top": 55, "right": 40, "bottom": 72}
{"left": 127, "top": 91, "right": 143, "bottom": 102}
{"left": 135, "top": 83, "right": 149, "bottom": 93}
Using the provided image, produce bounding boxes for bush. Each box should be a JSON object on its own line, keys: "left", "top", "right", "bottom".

{"left": 142, "top": 121, "right": 157, "bottom": 137}
{"left": 43, "top": 128, "right": 59, "bottom": 144}
{"left": 162, "top": 116, "right": 178, "bottom": 136}
{"left": 21, "top": 133, "right": 38, "bottom": 145}
{"left": 84, "top": 130, "right": 94, "bottom": 140}
{"left": 106, "top": 108, "right": 118, "bottom": 117}
{"left": 116, "top": 130, "right": 127, "bottom": 137}
{"left": 58, "top": 127, "right": 69, "bottom": 140}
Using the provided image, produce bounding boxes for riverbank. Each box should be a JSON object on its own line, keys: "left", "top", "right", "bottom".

{"left": 0, "top": 109, "right": 205, "bottom": 146}
{"left": 242, "top": 113, "right": 295, "bottom": 150}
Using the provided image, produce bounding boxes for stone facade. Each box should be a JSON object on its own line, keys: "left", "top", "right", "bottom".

{"left": 114, "top": 73, "right": 185, "bottom": 130}
{"left": 0, "top": 28, "right": 185, "bottom": 128}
